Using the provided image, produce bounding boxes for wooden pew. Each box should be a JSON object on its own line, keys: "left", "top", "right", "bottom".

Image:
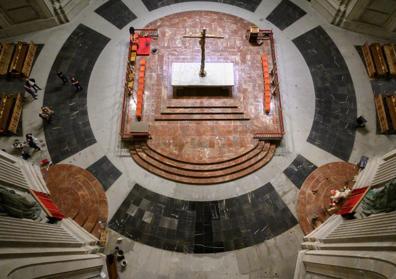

{"left": 383, "top": 44, "right": 396, "bottom": 78}
{"left": 370, "top": 43, "right": 388, "bottom": 77}
{"left": 386, "top": 96, "right": 396, "bottom": 131}
{"left": 9, "top": 42, "right": 29, "bottom": 77}
{"left": 7, "top": 93, "right": 23, "bottom": 134}
{"left": 22, "top": 43, "right": 37, "bottom": 78}
{"left": 362, "top": 43, "right": 376, "bottom": 78}
{"left": 374, "top": 95, "right": 389, "bottom": 133}
{"left": 0, "top": 43, "right": 15, "bottom": 76}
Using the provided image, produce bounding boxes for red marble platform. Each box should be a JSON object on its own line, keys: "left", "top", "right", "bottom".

{"left": 296, "top": 162, "right": 359, "bottom": 235}
{"left": 124, "top": 12, "right": 283, "bottom": 184}
{"left": 44, "top": 164, "right": 108, "bottom": 238}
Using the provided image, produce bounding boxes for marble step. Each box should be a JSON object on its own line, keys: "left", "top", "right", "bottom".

{"left": 45, "top": 168, "right": 107, "bottom": 239}
{"left": 131, "top": 144, "right": 275, "bottom": 185}
{"left": 141, "top": 141, "right": 265, "bottom": 171}
{"left": 0, "top": 246, "right": 91, "bottom": 258}
{"left": 134, "top": 143, "right": 270, "bottom": 178}
{"left": 166, "top": 98, "right": 239, "bottom": 108}
{"left": 161, "top": 107, "right": 244, "bottom": 115}
{"left": 154, "top": 113, "right": 250, "bottom": 121}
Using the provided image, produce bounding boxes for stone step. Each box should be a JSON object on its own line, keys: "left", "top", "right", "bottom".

{"left": 155, "top": 114, "right": 250, "bottom": 121}
{"left": 134, "top": 143, "right": 270, "bottom": 178}
{"left": 161, "top": 107, "right": 244, "bottom": 115}
{"left": 0, "top": 246, "right": 91, "bottom": 258}
{"left": 166, "top": 98, "right": 239, "bottom": 108}
{"left": 142, "top": 141, "right": 264, "bottom": 170}
{"left": 45, "top": 165, "right": 108, "bottom": 239}
{"left": 131, "top": 144, "right": 275, "bottom": 185}
{"left": 0, "top": 238, "right": 83, "bottom": 247}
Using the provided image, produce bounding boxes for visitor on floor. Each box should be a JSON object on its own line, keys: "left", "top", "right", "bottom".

{"left": 56, "top": 71, "right": 68, "bottom": 84}
{"left": 23, "top": 84, "right": 37, "bottom": 100}
{"left": 25, "top": 133, "right": 41, "bottom": 151}
{"left": 70, "top": 76, "right": 82, "bottom": 92}
{"left": 13, "top": 139, "right": 30, "bottom": 160}
{"left": 27, "top": 78, "right": 42, "bottom": 91}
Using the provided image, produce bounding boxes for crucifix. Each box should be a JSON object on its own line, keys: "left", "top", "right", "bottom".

{"left": 183, "top": 28, "right": 224, "bottom": 77}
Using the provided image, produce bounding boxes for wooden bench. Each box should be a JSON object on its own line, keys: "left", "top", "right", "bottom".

{"left": 386, "top": 96, "right": 396, "bottom": 130}
{"left": 362, "top": 43, "right": 376, "bottom": 78}
{"left": 383, "top": 44, "right": 396, "bottom": 78}
{"left": 374, "top": 95, "right": 389, "bottom": 133}
{"left": 370, "top": 43, "right": 388, "bottom": 77}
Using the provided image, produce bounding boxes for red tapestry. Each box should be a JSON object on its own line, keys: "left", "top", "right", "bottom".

{"left": 32, "top": 190, "right": 65, "bottom": 220}
{"left": 336, "top": 187, "right": 369, "bottom": 215}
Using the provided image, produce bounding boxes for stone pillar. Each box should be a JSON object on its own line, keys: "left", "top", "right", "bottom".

{"left": 311, "top": 0, "right": 396, "bottom": 39}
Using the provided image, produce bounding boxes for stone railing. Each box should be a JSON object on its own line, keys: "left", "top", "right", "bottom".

{"left": 294, "top": 148, "right": 396, "bottom": 278}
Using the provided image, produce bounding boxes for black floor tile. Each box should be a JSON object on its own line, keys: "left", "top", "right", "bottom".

{"left": 266, "top": 0, "right": 306, "bottom": 30}
{"left": 95, "top": 0, "right": 137, "bottom": 29}
{"left": 141, "top": 0, "right": 262, "bottom": 12}
{"left": 283, "top": 155, "right": 317, "bottom": 188}
{"left": 86, "top": 156, "right": 122, "bottom": 191}
{"left": 109, "top": 183, "right": 297, "bottom": 253}
{"left": 293, "top": 26, "right": 357, "bottom": 161}
{"left": 43, "top": 24, "right": 110, "bottom": 163}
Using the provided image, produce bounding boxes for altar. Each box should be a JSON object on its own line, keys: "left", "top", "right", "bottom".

{"left": 171, "top": 63, "right": 234, "bottom": 87}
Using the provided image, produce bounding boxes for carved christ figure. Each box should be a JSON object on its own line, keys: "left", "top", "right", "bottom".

{"left": 183, "top": 28, "right": 224, "bottom": 77}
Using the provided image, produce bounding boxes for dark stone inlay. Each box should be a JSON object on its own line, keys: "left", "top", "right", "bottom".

{"left": 293, "top": 26, "right": 357, "bottom": 161}
{"left": 109, "top": 183, "right": 297, "bottom": 253}
{"left": 141, "top": 0, "right": 262, "bottom": 12}
{"left": 95, "top": 0, "right": 137, "bottom": 29}
{"left": 283, "top": 155, "right": 317, "bottom": 189}
{"left": 87, "top": 156, "right": 122, "bottom": 191}
{"left": 266, "top": 0, "right": 306, "bottom": 30}
{"left": 43, "top": 24, "right": 110, "bottom": 163}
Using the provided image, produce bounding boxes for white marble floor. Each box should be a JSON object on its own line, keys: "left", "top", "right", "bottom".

{"left": 1, "top": 0, "right": 396, "bottom": 278}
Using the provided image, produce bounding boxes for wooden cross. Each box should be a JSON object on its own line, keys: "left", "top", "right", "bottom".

{"left": 183, "top": 28, "right": 224, "bottom": 77}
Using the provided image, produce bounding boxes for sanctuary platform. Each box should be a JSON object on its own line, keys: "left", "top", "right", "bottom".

{"left": 121, "top": 11, "right": 284, "bottom": 185}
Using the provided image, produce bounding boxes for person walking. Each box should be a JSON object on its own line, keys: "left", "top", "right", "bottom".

{"left": 70, "top": 76, "right": 83, "bottom": 92}
{"left": 57, "top": 71, "right": 68, "bottom": 84}
{"left": 25, "top": 133, "right": 41, "bottom": 151}
{"left": 27, "top": 78, "right": 42, "bottom": 91}
{"left": 24, "top": 84, "right": 37, "bottom": 100}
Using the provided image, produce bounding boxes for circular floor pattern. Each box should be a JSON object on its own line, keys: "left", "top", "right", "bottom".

{"left": 2, "top": 0, "right": 394, "bottom": 276}
{"left": 45, "top": 164, "right": 108, "bottom": 238}
{"left": 126, "top": 11, "right": 281, "bottom": 184}
{"left": 296, "top": 162, "right": 359, "bottom": 235}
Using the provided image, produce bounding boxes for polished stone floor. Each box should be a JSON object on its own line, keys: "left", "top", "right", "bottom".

{"left": 1, "top": 0, "right": 396, "bottom": 278}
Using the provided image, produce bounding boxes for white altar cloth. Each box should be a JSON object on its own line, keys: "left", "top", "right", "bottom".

{"left": 171, "top": 63, "right": 234, "bottom": 87}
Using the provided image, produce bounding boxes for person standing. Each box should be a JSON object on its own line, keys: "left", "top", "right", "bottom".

{"left": 70, "top": 76, "right": 82, "bottom": 92}
{"left": 25, "top": 133, "right": 41, "bottom": 151}
{"left": 28, "top": 78, "right": 42, "bottom": 91}
{"left": 57, "top": 71, "right": 68, "bottom": 84}
{"left": 24, "top": 83, "right": 37, "bottom": 100}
